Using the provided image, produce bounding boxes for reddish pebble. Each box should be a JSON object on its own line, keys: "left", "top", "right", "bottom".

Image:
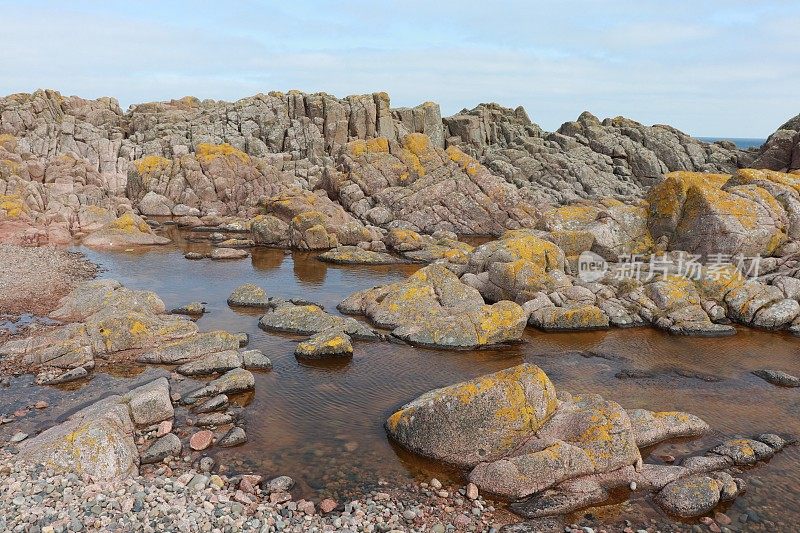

{"left": 660, "top": 454, "right": 676, "bottom": 463}
{"left": 156, "top": 420, "right": 173, "bottom": 438}
{"left": 714, "top": 512, "right": 732, "bottom": 525}
{"left": 319, "top": 498, "right": 338, "bottom": 514}
{"left": 13, "top": 409, "right": 27, "bottom": 418}
{"left": 189, "top": 430, "right": 213, "bottom": 451}
{"left": 34, "top": 401, "right": 48, "bottom": 409}
{"left": 269, "top": 491, "right": 292, "bottom": 504}
{"left": 700, "top": 517, "right": 714, "bottom": 525}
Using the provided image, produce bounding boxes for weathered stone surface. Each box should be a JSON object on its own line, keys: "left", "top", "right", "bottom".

{"left": 342, "top": 264, "right": 526, "bottom": 348}
{"left": 139, "top": 331, "right": 242, "bottom": 365}
{"left": 627, "top": 409, "right": 710, "bottom": 448}
{"left": 170, "top": 301, "right": 205, "bottom": 316}
{"left": 227, "top": 283, "right": 269, "bottom": 307}
{"left": 709, "top": 438, "right": 776, "bottom": 465}
{"left": 218, "top": 426, "right": 247, "bottom": 447}
{"left": 318, "top": 246, "right": 400, "bottom": 265}
{"left": 18, "top": 395, "right": 138, "bottom": 481}
{"left": 82, "top": 212, "right": 170, "bottom": 248}
{"left": 181, "top": 368, "right": 255, "bottom": 404}
{"left": 655, "top": 475, "right": 722, "bottom": 517}
{"left": 528, "top": 305, "right": 609, "bottom": 331}
{"left": 751, "top": 113, "right": 800, "bottom": 172}
{"left": 240, "top": 349, "right": 272, "bottom": 370}
{"left": 175, "top": 350, "right": 242, "bottom": 376}
{"left": 124, "top": 378, "right": 174, "bottom": 427}
{"left": 140, "top": 433, "right": 182, "bottom": 464}
{"left": 259, "top": 301, "right": 377, "bottom": 339}
{"left": 386, "top": 364, "right": 558, "bottom": 467}
{"left": 753, "top": 368, "right": 800, "bottom": 387}
{"left": 210, "top": 247, "right": 249, "bottom": 260}
{"left": 295, "top": 329, "right": 353, "bottom": 358}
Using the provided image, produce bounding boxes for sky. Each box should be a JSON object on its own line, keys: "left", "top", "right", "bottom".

{"left": 0, "top": 1, "right": 798, "bottom": 138}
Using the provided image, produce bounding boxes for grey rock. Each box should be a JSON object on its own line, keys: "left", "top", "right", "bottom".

{"left": 140, "top": 433, "right": 181, "bottom": 464}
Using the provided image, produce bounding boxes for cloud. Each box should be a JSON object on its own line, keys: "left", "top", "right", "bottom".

{"left": 0, "top": 0, "right": 797, "bottom": 137}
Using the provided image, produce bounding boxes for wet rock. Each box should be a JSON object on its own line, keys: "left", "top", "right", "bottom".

{"left": 37, "top": 366, "right": 89, "bottom": 385}
{"left": 195, "top": 412, "right": 233, "bottom": 427}
{"left": 82, "top": 212, "right": 170, "bottom": 248}
{"left": 176, "top": 350, "right": 242, "bottom": 376}
{"left": 655, "top": 475, "right": 722, "bottom": 517}
{"left": 170, "top": 302, "right": 206, "bottom": 316}
{"left": 319, "top": 498, "right": 338, "bottom": 514}
{"left": 218, "top": 238, "right": 254, "bottom": 248}
{"left": 124, "top": 377, "right": 174, "bottom": 426}
{"left": 181, "top": 368, "right": 255, "bottom": 404}
{"left": 318, "top": 246, "right": 400, "bottom": 265}
{"left": 210, "top": 248, "right": 248, "bottom": 260}
{"left": 259, "top": 301, "right": 378, "bottom": 339}
{"left": 240, "top": 349, "right": 272, "bottom": 370}
{"left": 709, "top": 438, "right": 775, "bottom": 465}
{"left": 140, "top": 433, "right": 182, "bottom": 464}
{"left": 227, "top": 283, "right": 269, "bottom": 307}
{"left": 218, "top": 426, "right": 247, "bottom": 447}
{"left": 626, "top": 409, "right": 710, "bottom": 448}
{"left": 295, "top": 329, "right": 353, "bottom": 358}
{"left": 189, "top": 430, "right": 214, "bottom": 451}
{"left": 192, "top": 394, "right": 229, "bottom": 414}
{"left": 264, "top": 475, "right": 295, "bottom": 493}
{"left": 386, "top": 364, "right": 558, "bottom": 467}
{"left": 756, "top": 433, "right": 789, "bottom": 450}
{"left": 184, "top": 252, "right": 205, "bottom": 260}
{"left": 752, "top": 368, "right": 800, "bottom": 387}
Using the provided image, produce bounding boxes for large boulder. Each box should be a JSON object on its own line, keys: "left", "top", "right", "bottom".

{"left": 386, "top": 364, "right": 558, "bottom": 467}
{"left": 82, "top": 212, "right": 170, "bottom": 248}
{"left": 18, "top": 398, "right": 138, "bottom": 481}
{"left": 340, "top": 264, "right": 527, "bottom": 348}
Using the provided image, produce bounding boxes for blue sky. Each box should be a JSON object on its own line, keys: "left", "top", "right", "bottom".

{"left": 1, "top": 0, "right": 798, "bottom": 137}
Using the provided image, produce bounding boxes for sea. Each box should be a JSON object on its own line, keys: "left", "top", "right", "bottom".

{"left": 697, "top": 137, "right": 766, "bottom": 149}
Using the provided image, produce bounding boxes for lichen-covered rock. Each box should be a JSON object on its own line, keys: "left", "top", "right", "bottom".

{"left": 647, "top": 171, "right": 787, "bottom": 258}
{"left": 655, "top": 475, "right": 724, "bottom": 517}
{"left": 318, "top": 246, "right": 400, "bottom": 265}
{"left": 627, "top": 409, "right": 710, "bottom": 448}
{"left": 18, "top": 396, "right": 138, "bottom": 481}
{"left": 709, "top": 438, "right": 776, "bottom": 465}
{"left": 210, "top": 247, "right": 249, "bottom": 260}
{"left": 341, "top": 264, "right": 526, "bottom": 348}
{"left": 82, "top": 212, "right": 170, "bottom": 248}
{"left": 295, "top": 329, "right": 353, "bottom": 358}
{"left": 250, "top": 214, "right": 290, "bottom": 246}
{"left": 385, "top": 364, "right": 558, "bottom": 467}
{"left": 259, "top": 301, "right": 377, "bottom": 339}
{"left": 138, "top": 330, "right": 242, "bottom": 364}
{"left": 175, "top": 350, "right": 242, "bottom": 376}
{"left": 181, "top": 368, "right": 255, "bottom": 405}
{"left": 170, "top": 302, "right": 205, "bottom": 316}
{"left": 227, "top": 283, "right": 269, "bottom": 307}
{"left": 527, "top": 305, "right": 609, "bottom": 331}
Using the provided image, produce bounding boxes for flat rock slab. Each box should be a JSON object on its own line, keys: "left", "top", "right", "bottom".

{"left": 318, "top": 246, "right": 402, "bottom": 265}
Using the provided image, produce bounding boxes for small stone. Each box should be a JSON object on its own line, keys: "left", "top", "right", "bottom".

{"left": 156, "top": 420, "right": 173, "bottom": 437}
{"left": 269, "top": 491, "right": 292, "bottom": 504}
{"left": 319, "top": 498, "right": 338, "bottom": 514}
{"left": 9, "top": 432, "right": 28, "bottom": 443}
{"left": 189, "top": 430, "right": 213, "bottom": 451}
{"left": 403, "top": 510, "right": 416, "bottom": 521}
{"left": 218, "top": 426, "right": 247, "bottom": 447}
{"left": 430, "top": 478, "right": 443, "bottom": 490}
{"left": 34, "top": 401, "right": 48, "bottom": 409}
{"left": 715, "top": 512, "right": 732, "bottom": 525}
{"left": 466, "top": 482, "right": 479, "bottom": 500}
{"left": 264, "top": 475, "right": 295, "bottom": 493}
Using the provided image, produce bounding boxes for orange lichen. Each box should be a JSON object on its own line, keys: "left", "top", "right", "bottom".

{"left": 445, "top": 146, "right": 480, "bottom": 176}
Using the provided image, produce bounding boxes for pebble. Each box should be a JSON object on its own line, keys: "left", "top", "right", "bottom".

{"left": 9, "top": 432, "right": 28, "bottom": 443}
{"left": 466, "top": 482, "right": 479, "bottom": 500}
{"left": 430, "top": 478, "right": 443, "bottom": 490}
{"left": 189, "top": 430, "right": 213, "bottom": 451}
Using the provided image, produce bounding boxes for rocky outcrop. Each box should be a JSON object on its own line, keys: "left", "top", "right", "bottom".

{"left": 443, "top": 106, "right": 752, "bottom": 204}
{"left": 752, "top": 113, "right": 800, "bottom": 172}
{"left": 326, "top": 133, "right": 539, "bottom": 235}
{"left": 387, "top": 364, "right": 789, "bottom": 518}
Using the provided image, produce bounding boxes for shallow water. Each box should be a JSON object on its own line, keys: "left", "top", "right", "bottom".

{"left": 4, "top": 226, "right": 800, "bottom": 528}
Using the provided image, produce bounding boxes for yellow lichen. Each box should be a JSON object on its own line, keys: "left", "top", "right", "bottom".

{"left": 107, "top": 212, "right": 151, "bottom": 234}
{"left": 195, "top": 143, "right": 250, "bottom": 164}
{"left": 0, "top": 194, "right": 25, "bottom": 218}
{"left": 445, "top": 146, "right": 481, "bottom": 176}
{"left": 133, "top": 155, "right": 172, "bottom": 175}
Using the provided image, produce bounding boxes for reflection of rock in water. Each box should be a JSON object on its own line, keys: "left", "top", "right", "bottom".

{"left": 292, "top": 252, "right": 327, "bottom": 284}
{"left": 251, "top": 249, "right": 285, "bottom": 271}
